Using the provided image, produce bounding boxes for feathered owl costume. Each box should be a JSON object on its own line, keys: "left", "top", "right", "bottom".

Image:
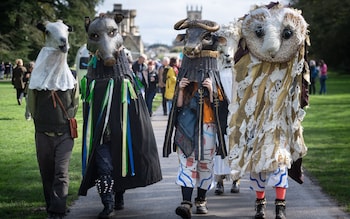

{"left": 227, "top": 2, "right": 309, "bottom": 184}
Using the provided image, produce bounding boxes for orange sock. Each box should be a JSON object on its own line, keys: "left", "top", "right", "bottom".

{"left": 275, "top": 187, "right": 286, "bottom": 200}
{"left": 256, "top": 191, "right": 265, "bottom": 199}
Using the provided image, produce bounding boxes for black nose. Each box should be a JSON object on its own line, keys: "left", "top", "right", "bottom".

{"left": 60, "top": 37, "right": 67, "bottom": 44}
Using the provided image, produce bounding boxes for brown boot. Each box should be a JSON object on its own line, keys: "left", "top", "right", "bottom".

{"left": 175, "top": 200, "right": 192, "bottom": 219}
{"left": 255, "top": 198, "right": 266, "bottom": 219}
{"left": 275, "top": 199, "right": 286, "bottom": 219}
{"left": 195, "top": 197, "right": 208, "bottom": 214}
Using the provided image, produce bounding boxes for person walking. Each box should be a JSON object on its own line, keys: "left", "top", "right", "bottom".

{"left": 145, "top": 60, "right": 159, "bottom": 116}
{"left": 308, "top": 60, "right": 318, "bottom": 95}
{"left": 24, "top": 61, "right": 35, "bottom": 120}
{"left": 164, "top": 57, "right": 177, "bottom": 113}
{"left": 4, "top": 61, "right": 13, "bottom": 80}
{"left": 132, "top": 54, "right": 148, "bottom": 98}
{"left": 0, "top": 61, "right": 5, "bottom": 80}
{"left": 12, "top": 59, "right": 27, "bottom": 105}
{"left": 163, "top": 72, "right": 228, "bottom": 218}
{"left": 319, "top": 59, "right": 328, "bottom": 95}
{"left": 227, "top": 3, "right": 309, "bottom": 219}
{"left": 28, "top": 49, "right": 79, "bottom": 219}
{"left": 27, "top": 19, "right": 78, "bottom": 219}
{"left": 158, "top": 57, "right": 170, "bottom": 115}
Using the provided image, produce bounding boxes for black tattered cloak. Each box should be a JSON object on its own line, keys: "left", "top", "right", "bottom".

{"left": 163, "top": 54, "right": 229, "bottom": 160}
{"left": 78, "top": 49, "right": 162, "bottom": 196}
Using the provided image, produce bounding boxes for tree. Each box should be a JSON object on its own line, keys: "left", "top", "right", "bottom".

{"left": 0, "top": 0, "right": 102, "bottom": 66}
{"left": 290, "top": 0, "right": 350, "bottom": 71}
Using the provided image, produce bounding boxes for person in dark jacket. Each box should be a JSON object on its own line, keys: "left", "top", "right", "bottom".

{"left": 145, "top": 60, "right": 159, "bottom": 116}
{"left": 12, "top": 59, "right": 27, "bottom": 105}
{"left": 28, "top": 19, "right": 78, "bottom": 219}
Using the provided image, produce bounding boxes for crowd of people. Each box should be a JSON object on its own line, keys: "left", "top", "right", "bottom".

{"left": 129, "top": 54, "right": 181, "bottom": 117}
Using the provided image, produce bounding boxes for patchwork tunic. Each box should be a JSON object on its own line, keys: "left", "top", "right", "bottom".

{"left": 227, "top": 45, "right": 308, "bottom": 188}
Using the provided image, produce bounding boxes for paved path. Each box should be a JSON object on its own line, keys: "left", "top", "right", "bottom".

{"left": 66, "top": 107, "right": 350, "bottom": 219}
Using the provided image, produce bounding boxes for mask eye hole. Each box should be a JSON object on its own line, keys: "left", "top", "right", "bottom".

{"left": 90, "top": 33, "right": 99, "bottom": 41}
{"left": 255, "top": 26, "right": 265, "bottom": 38}
{"left": 282, "top": 28, "right": 293, "bottom": 39}
{"left": 108, "top": 29, "right": 117, "bottom": 37}
{"left": 203, "top": 33, "right": 212, "bottom": 41}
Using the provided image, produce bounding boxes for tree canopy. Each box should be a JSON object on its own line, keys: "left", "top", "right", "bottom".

{"left": 0, "top": 0, "right": 102, "bottom": 66}
{"left": 290, "top": 0, "right": 350, "bottom": 71}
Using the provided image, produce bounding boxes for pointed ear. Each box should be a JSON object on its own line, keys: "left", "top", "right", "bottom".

{"left": 84, "top": 16, "right": 91, "bottom": 32}
{"left": 62, "top": 21, "right": 73, "bottom": 32}
{"left": 36, "top": 23, "right": 46, "bottom": 32}
{"left": 175, "top": 34, "right": 186, "bottom": 42}
{"left": 67, "top": 25, "right": 73, "bottom": 32}
{"left": 114, "top": 14, "right": 124, "bottom": 24}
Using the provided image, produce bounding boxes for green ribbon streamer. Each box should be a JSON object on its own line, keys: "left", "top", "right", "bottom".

{"left": 88, "top": 55, "right": 97, "bottom": 68}
{"left": 121, "top": 78, "right": 138, "bottom": 177}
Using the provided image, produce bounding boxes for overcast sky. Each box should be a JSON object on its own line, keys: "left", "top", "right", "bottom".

{"left": 96, "top": 0, "right": 289, "bottom": 45}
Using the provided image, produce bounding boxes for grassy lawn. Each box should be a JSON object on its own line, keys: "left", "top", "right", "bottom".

{"left": 302, "top": 72, "right": 350, "bottom": 212}
{"left": 0, "top": 71, "right": 349, "bottom": 218}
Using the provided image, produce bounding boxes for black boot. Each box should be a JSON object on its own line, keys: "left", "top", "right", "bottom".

{"left": 255, "top": 198, "right": 266, "bottom": 219}
{"left": 96, "top": 175, "right": 115, "bottom": 219}
{"left": 98, "top": 200, "right": 115, "bottom": 219}
{"left": 230, "top": 179, "right": 240, "bottom": 193}
{"left": 175, "top": 200, "right": 192, "bottom": 219}
{"left": 275, "top": 199, "right": 286, "bottom": 219}
{"left": 114, "top": 190, "right": 125, "bottom": 210}
{"left": 214, "top": 181, "right": 224, "bottom": 195}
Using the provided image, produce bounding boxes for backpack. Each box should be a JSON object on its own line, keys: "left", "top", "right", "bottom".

{"left": 162, "top": 66, "right": 170, "bottom": 84}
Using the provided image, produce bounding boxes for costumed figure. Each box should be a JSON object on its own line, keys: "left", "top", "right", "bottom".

{"left": 163, "top": 18, "right": 228, "bottom": 219}
{"left": 214, "top": 20, "right": 242, "bottom": 195}
{"left": 227, "top": 2, "right": 309, "bottom": 219}
{"left": 28, "top": 20, "right": 79, "bottom": 219}
{"left": 78, "top": 14, "right": 162, "bottom": 219}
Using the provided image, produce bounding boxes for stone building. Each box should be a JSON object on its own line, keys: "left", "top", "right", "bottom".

{"left": 187, "top": 5, "right": 202, "bottom": 20}
{"left": 107, "top": 4, "right": 144, "bottom": 60}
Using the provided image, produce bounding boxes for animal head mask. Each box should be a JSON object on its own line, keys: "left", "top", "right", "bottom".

{"left": 241, "top": 2, "right": 308, "bottom": 62}
{"left": 84, "top": 14, "right": 124, "bottom": 66}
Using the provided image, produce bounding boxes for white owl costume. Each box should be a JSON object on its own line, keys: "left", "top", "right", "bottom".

{"left": 227, "top": 3, "right": 309, "bottom": 189}
{"left": 214, "top": 21, "right": 242, "bottom": 180}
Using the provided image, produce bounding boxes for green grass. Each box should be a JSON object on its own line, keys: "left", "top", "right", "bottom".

{"left": 0, "top": 81, "right": 163, "bottom": 219}
{"left": 0, "top": 71, "right": 349, "bottom": 218}
{"left": 302, "top": 72, "right": 350, "bottom": 212}
{"left": 0, "top": 80, "right": 84, "bottom": 219}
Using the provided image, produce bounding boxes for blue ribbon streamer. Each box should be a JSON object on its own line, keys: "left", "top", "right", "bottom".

{"left": 126, "top": 92, "right": 135, "bottom": 176}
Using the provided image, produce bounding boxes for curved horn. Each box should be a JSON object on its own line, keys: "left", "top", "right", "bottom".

{"left": 174, "top": 18, "right": 189, "bottom": 30}
{"left": 195, "top": 21, "right": 220, "bottom": 32}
